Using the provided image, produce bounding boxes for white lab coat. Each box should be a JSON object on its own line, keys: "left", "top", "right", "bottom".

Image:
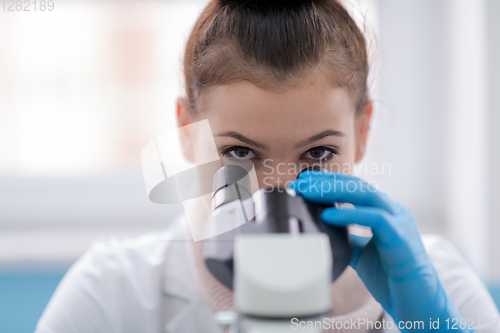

{"left": 35, "top": 215, "right": 500, "bottom": 333}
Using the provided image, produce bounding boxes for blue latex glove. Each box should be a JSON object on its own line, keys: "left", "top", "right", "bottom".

{"left": 288, "top": 171, "right": 473, "bottom": 333}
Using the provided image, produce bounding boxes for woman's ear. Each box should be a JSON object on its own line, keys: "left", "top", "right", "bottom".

{"left": 176, "top": 96, "right": 195, "bottom": 163}
{"left": 354, "top": 101, "right": 373, "bottom": 163}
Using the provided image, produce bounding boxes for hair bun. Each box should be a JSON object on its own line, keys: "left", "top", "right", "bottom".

{"left": 219, "top": 0, "right": 315, "bottom": 9}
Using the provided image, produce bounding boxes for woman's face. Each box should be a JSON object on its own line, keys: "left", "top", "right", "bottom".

{"left": 177, "top": 79, "right": 372, "bottom": 189}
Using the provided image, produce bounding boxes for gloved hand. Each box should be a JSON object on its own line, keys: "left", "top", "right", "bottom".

{"left": 288, "top": 171, "right": 473, "bottom": 333}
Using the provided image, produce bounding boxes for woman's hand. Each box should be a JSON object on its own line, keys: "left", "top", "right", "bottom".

{"left": 288, "top": 171, "right": 471, "bottom": 332}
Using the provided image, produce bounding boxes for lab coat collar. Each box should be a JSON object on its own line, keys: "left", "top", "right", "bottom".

{"left": 161, "top": 229, "right": 198, "bottom": 302}
{"left": 162, "top": 216, "right": 222, "bottom": 333}
{"left": 164, "top": 295, "right": 222, "bottom": 333}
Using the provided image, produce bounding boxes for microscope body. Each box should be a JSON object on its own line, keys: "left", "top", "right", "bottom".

{"left": 203, "top": 166, "right": 352, "bottom": 332}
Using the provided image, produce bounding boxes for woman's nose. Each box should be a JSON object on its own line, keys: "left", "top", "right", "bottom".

{"left": 257, "top": 162, "right": 300, "bottom": 190}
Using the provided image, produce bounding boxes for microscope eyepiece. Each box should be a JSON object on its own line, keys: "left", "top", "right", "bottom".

{"left": 212, "top": 165, "right": 252, "bottom": 210}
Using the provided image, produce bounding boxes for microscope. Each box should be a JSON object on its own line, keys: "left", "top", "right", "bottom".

{"left": 203, "top": 165, "right": 352, "bottom": 332}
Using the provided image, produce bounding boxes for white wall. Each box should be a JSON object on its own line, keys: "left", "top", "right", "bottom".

{"left": 363, "top": 0, "right": 498, "bottom": 282}
{"left": 0, "top": 0, "right": 199, "bottom": 266}
{"left": 487, "top": 0, "right": 500, "bottom": 282}
{"left": 362, "top": 0, "right": 448, "bottom": 233}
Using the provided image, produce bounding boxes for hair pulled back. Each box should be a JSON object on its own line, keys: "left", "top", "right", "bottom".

{"left": 183, "top": 0, "right": 369, "bottom": 114}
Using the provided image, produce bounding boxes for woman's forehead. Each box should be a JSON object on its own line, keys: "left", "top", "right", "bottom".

{"left": 198, "top": 81, "right": 356, "bottom": 129}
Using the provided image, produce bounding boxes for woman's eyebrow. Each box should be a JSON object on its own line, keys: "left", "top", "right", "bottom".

{"left": 214, "top": 131, "right": 269, "bottom": 150}
{"left": 295, "top": 130, "right": 345, "bottom": 148}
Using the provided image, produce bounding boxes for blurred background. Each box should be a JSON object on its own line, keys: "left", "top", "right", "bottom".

{"left": 0, "top": 0, "right": 499, "bottom": 331}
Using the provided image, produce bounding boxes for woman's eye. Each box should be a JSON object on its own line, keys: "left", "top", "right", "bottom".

{"left": 303, "top": 147, "right": 337, "bottom": 160}
{"left": 224, "top": 147, "right": 256, "bottom": 159}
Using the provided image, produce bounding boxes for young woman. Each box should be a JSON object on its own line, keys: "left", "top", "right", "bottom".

{"left": 36, "top": 0, "right": 500, "bottom": 332}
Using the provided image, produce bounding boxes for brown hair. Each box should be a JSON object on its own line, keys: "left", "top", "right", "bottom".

{"left": 183, "top": 0, "right": 369, "bottom": 114}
